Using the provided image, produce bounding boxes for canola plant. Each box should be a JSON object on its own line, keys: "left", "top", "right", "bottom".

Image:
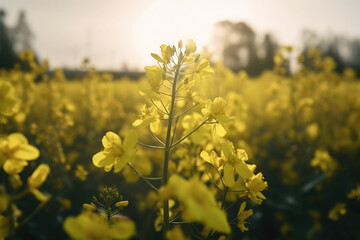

{"left": 0, "top": 41, "right": 359, "bottom": 239}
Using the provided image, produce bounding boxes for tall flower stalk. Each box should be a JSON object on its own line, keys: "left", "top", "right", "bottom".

{"left": 92, "top": 39, "right": 267, "bottom": 239}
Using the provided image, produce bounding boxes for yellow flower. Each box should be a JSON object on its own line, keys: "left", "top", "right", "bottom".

{"left": 328, "top": 203, "right": 346, "bottom": 221}
{"left": 246, "top": 173, "right": 268, "bottom": 205}
{"left": 92, "top": 130, "right": 137, "bottom": 173}
{"left": 237, "top": 202, "right": 253, "bottom": 232}
{"left": 193, "top": 59, "right": 215, "bottom": 83}
{"left": 182, "top": 113, "right": 210, "bottom": 144}
{"left": 145, "top": 65, "right": 164, "bottom": 92}
{"left": 310, "top": 150, "right": 337, "bottom": 176}
{"left": 139, "top": 66, "right": 165, "bottom": 100}
{"left": 185, "top": 39, "right": 197, "bottom": 55}
{"left": 200, "top": 150, "right": 223, "bottom": 170}
{"left": 132, "top": 105, "right": 162, "bottom": 134}
{"left": 159, "top": 175, "right": 231, "bottom": 234}
{"left": 63, "top": 211, "right": 135, "bottom": 240}
{"left": 0, "top": 133, "right": 40, "bottom": 175}
{"left": 0, "top": 81, "right": 21, "bottom": 116}
{"left": 151, "top": 44, "right": 174, "bottom": 64}
{"left": 27, "top": 164, "right": 50, "bottom": 189}
{"left": 221, "top": 140, "right": 255, "bottom": 188}
{"left": 203, "top": 98, "right": 233, "bottom": 137}
{"left": 347, "top": 184, "right": 360, "bottom": 200}
{"left": 75, "top": 164, "right": 88, "bottom": 181}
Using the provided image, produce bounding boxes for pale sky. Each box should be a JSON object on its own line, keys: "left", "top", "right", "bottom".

{"left": 2, "top": 0, "right": 360, "bottom": 70}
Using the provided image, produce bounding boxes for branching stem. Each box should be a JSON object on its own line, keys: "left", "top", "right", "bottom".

{"left": 171, "top": 117, "right": 208, "bottom": 149}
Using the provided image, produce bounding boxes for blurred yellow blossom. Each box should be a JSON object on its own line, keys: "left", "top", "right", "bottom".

{"left": 328, "top": 203, "right": 346, "bottom": 221}
{"left": 63, "top": 211, "right": 135, "bottom": 240}
{"left": 0, "top": 133, "right": 40, "bottom": 175}
{"left": 27, "top": 164, "right": 50, "bottom": 189}
{"left": 74, "top": 165, "right": 88, "bottom": 181}
{"left": 347, "top": 184, "right": 360, "bottom": 200}
{"left": 310, "top": 150, "right": 337, "bottom": 176}
{"left": 159, "top": 175, "right": 231, "bottom": 234}
{"left": 0, "top": 81, "right": 21, "bottom": 117}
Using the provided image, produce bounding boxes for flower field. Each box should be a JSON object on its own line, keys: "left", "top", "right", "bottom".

{"left": 0, "top": 41, "right": 360, "bottom": 239}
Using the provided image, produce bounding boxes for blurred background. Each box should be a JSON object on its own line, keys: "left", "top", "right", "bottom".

{"left": 1, "top": 0, "right": 360, "bottom": 75}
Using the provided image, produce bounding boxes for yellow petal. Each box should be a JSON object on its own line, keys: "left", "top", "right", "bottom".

{"left": 223, "top": 162, "right": 235, "bottom": 188}
{"left": 123, "top": 130, "right": 138, "bottom": 150}
{"left": 113, "top": 158, "right": 127, "bottom": 173}
{"left": 28, "top": 164, "right": 50, "bottom": 189}
{"left": 150, "top": 118, "right": 162, "bottom": 135}
{"left": 151, "top": 53, "right": 165, "bottom": 63}
{"left": 235, "top": 162, "right": 254, "bottom": 180}
{"left": 215, "top": 123, "right": 227, "bottom": 137}
{"left": 102, "top": 132, "right": 122, "bottom": 149}
{"left": 13, "top": 145, "right": 39, "bottom": 160}
{"left": 110, "top": 216, "right": 136, "bottom": 239}
{"left": 200, "top": 151, "right": 210, "bottom": 162}
{"left": 221, "top": 140, "right": 233, "bottom": 160}
{"left": 8, "top": 133, "right": 28, "bottom": 145}
{"left": 185, "top": 39, "right": 197, "bottom": 54}
{"left": 92, "top": 152, "right": 114, "bottom": 167}
{"left": 3, "top": 159, "right": 28, "bottom": 174}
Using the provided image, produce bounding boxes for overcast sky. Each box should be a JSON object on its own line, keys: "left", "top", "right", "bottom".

{"left": 2, "top": 0, "right": 360, "bottom": 70}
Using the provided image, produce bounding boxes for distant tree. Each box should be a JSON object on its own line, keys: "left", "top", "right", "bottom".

{"left": 261, "top": 33, "right": 278, "bottom": 70}
{"left": 301, "top": 29, "right": 360, "bottom": 75}
{"left": 0, "top": 9, "right": 18, "bottom": 69}
{"left": 10, "top": 11, "right": 34, "bottom": 54}
{"left": 209, "top": 21, "right": 278, "bottom": 76}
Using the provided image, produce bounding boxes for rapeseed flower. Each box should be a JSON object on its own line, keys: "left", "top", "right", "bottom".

{"left": 310, "top": 150, "right": 337, "bottom": 176}
{"left": 132, "top": 105, "right": 162, "bottom": 134}
{"left": 0, "top": 81, "right": 21, "bottom": 116}
{"left": 347, "top": 184, "right": 360, "bottom": 200}
{"left": 328, "top": 203, "right": 346, "bottom": 221}
{"left": 159, "top": 175, "right": 231, "bottom": 234}
{"left": 0, "top": 133, "right": 40, "bottom": 175}
{"left": 221, "top": 140, "right": 255, "bottom": 188}
{"left": 92, "top": 131, "right": 137, "bottom": 173}
{"left": 203, "top": 98, "right": 233, "bottom": 137}
{"left": 63, "top": 211, "right": 135, "bottom": 240}
{"left": 237, "top": 202, "right": 253, "bottom": 232}
{"left": 246, "top": 173, "right": 268, "bottom": 205}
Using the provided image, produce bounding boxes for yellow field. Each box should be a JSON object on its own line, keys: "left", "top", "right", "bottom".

{"left": 1, "top": 44, "right": 359, "bottom": 239}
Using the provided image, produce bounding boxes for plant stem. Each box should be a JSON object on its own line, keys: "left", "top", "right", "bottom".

{"left": 162, "top": 58, "right": 181, "bottom": 239}
{"left": 171, "top": 117, "right": 208, "bottom": 149}
{"left": 17, "top": 195, "right": 51, "bottom": 228}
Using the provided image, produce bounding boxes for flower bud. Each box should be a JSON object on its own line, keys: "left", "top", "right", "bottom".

{"left": 115, "top": 200, "right": 129, "bottom": 208}
{"left": 83, "top": 203, "right": 97, "bottom": 211}
{"left": 27, "top": 164, "right": 50, "bottom": 189}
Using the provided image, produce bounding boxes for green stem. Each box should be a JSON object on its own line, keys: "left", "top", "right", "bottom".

{"left": 170, "top": 117, "right": 208, "bottom": 149}
{"left": 137, "top": 142, "right": 164, "bottom": 149}
{"left": 126, "top": 163, "right": 160, "bottom": 192}
{"left": 17, "top": 195, "right": 51, "bottom": 229}
{"left": 162, "top": 59, "right": 182, "bottom": 239}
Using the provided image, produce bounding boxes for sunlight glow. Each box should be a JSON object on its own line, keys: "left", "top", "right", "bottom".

{"left": 132, "top": 0, "right": 250, "bottom": 67}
